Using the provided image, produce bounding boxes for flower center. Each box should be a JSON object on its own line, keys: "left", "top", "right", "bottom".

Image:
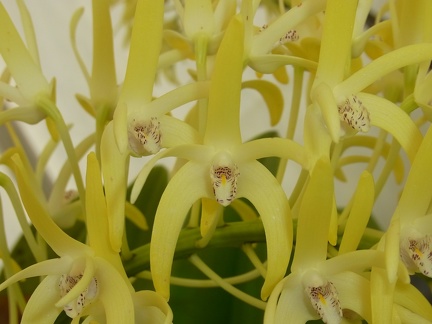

{"left": 303, "top": 271, "right": 342, "bottom": 324}
{"left": 58, "top": 273, "right": 98, "bottom": 318}
{"left": 400, "top": 233, "right": 432, "bottom": 277}
{"left": 128, "top": 117, "right": 162, "bottom": 155}
{"left": 210, "top": 153, "right": 240, "bottom": 207}
{"left": 337, "top": 95, "right": 370, "bottom": 132}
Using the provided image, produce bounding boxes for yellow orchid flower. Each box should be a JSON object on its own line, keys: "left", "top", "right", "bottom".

{"left": 0, "top": 1, "right": 85, "bottom": 201}
{"left": 72, "top": 0, "right": 118, "bottom": 157}
{"left": 264, "top": 158, "right": 385, "bottom": 324}
{"left": 0, "top": 153, "right": 172, "bottom": 323}
{"left": 101, "top": 0, "right": 207, "bottom": 252}
{"left": 128, "top": 15, "right": 311, "bottom": 302}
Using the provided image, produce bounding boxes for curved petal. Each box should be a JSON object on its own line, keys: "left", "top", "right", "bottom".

{"left": 131, "top": 144, "right": 212, "bottom": 203}
{"left": 241, "top": 80, "right": 284, "bottom": 126}
{"left": 335, "top": 43, "right": 432, "bottom": 96}
{"left": 236, "top": 137, "right": 311, "bottom": 170}
{"left": 151, "top": 162, "right": 212, "bottom": 299}
{"left": 0, "top": 258, "right": 71, "bottom": 292}
{"left": 273, "top": 274, "right": 316, "bottom": 324}
{"left": 145, "top": 81, "right": 210, "bottom": 117}
{"left": 133, "top": 291, "right": 173, "bottom": 323}
{"left": 248, "top": 55, "right": 317, "bottom": 74}
{"left": 0, "top": 106, "right": 46, "bottom": 124}
{"left": 330, "top": 272, "right": 372, "bottom": 323}
{"left": 12, "top": 154, "right": 88, "bottom": 257}
{"left": 357, "top": 92, "right": 422, "bottom": 163}
{"left": 394, "top": 281, "right": 432, "bottom": 321}
{"left": 237, "top": 160, "right": 292, "bottom": 300}
{"left": 292, "top": 157, "right": 333, "bottom": 271}
{"left": 20, "top": 275, "right": 63, "bottom": 324}
{"left": 159, "top": 115, "right": 200, "bottom": 147}
{"left": 95, "top": 257, "right": 135, "bottom": 324}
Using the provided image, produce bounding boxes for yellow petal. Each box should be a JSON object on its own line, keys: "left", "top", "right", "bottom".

{"left": 0, "top": 3, "right": 50, "bottom": 101}
{"left": 292, "top": 157, "right": 333, "bottom": 271}
{"left": 357, "top": 92, "right": 422, "bottom": 163}
{"left": 396, "top": 126, "right": 432, "bottom": 220}
{"left": 204, "top": 15, "right": 244, "bottom": 147}
{"left": 95, "top": 257, "right": 135, "bottom": 324}
{"left": 370, "top": 267, "right": 395, "bottom": 324}
{"left": 241, "top": 80, "right": 284, "bottom": 126}
{"left": 119, "top": 0, "right": 164, "bottom": 107}
{"left": 101, "top": 123, "right": 130, "bottom": 252}
{"left": 90, "top": 0, "right": 117, "bottom": 107}
{"left": 20, "top": 275, "right": 63, "bottom": 323}
{"left": 151, "top": 162, "right": 212, "bottom": 299}
{"left": 12, "top": 154, "right": 88, "bottom": 257}
{"left": 339, "top": 171, "right": 375, "bottom": 254}
{"left": 237, "top": 160, "right": 292, "bottom": 300}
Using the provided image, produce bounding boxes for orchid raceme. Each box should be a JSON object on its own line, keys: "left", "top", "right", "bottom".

{"left": 130, "top": 15, "right": 310, "bottom": 301}
{"left": 1, "top": 0, "right": 432, "bottom": 323}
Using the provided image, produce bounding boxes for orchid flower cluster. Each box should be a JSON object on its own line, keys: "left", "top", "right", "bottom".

{"left": 0, "top": 0, "right": 432, "bottom": 323}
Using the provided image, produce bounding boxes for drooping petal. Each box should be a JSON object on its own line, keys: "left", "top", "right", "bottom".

{"left": 394, "top": 280, "right": 432, "bottom": 321}
{"left": 133, "top": 290, "right": 173, "bottom": 323}
{"left": 271, "top": 274, "right": 316, "bottom": 324}
{"left": 20, "top": 275, "right": 63, "bottom": 324}
{"left": 0, "top": 258, "right": 71, "bottom": 292}
{"left": 12, "top": 154, "right": 89, "bottom": 257}
{"left": 237, "top": 160, "right": 292, "bottom": 300}
{"left": 151, "top": 161, "right": 212, "bottom": 299}
{"left": 330, "top": 272, "right": 372, "bottom": 323}
{"left": 95, "top": 258, "right": 135, "bottom": 324}
{"left": 357, "top": 92, "right": 422, "bottom": 163}
{"left": 291, "top": 157, "right": 333, "bottom": 271}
